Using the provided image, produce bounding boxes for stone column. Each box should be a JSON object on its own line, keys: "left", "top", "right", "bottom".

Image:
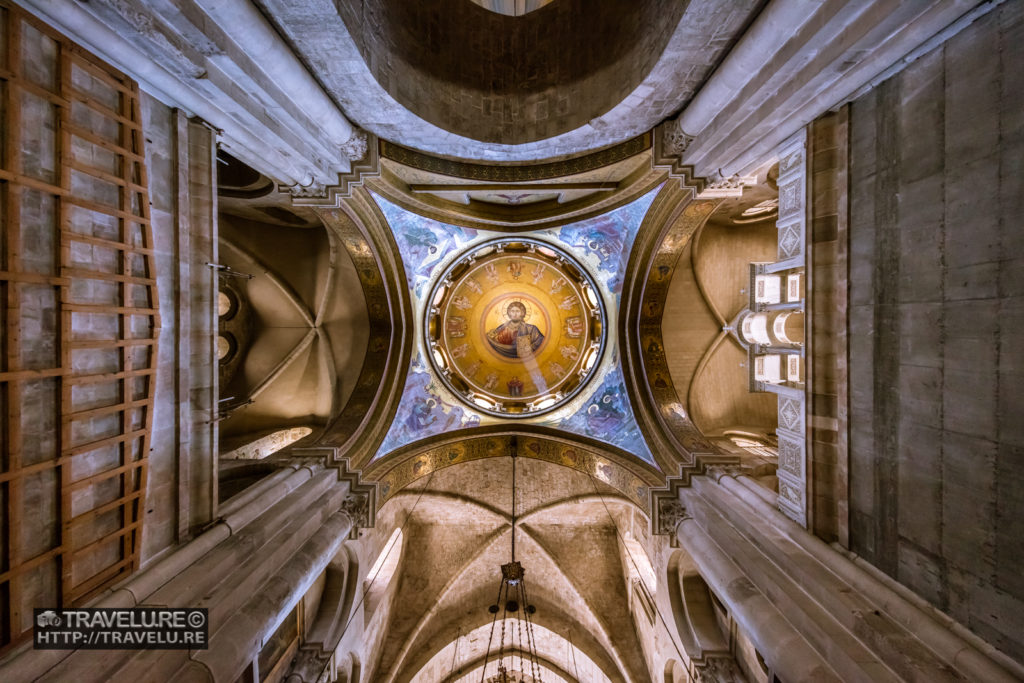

{"left": 671, "top": 501, "right": 841, "bottom": 682}
{"left": 670, "top": 471, "right": 1020, "bottom": 683}
{"left": 0, "top": 461, "right": 367, "bottom": 683}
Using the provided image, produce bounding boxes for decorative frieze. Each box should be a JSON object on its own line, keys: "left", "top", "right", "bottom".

{"left": 777, "top": 435, "right": 804, "bottom": 479}
{"left": 779, "top": 397, "right": 803, "bottom": 433}
{"left": 775, "top": 130, "right": 807, "bottom": 262}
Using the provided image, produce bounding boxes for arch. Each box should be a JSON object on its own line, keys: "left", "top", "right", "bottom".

{"left": 363, "top": 528, "right": 404, "bottom": 619}
{"left": 305, "top": 187, "right": 415, "bottom": 467}
{"left": 305, "top": 546, "right": 360, "bottom": 651}
{"left": 364, "top": 425, "right": 663, "bottom": 512}
{"left": 663, "top": 659, "right": 688, "bottom": 683}
{"left": 665, "top": 549, "right": 730, "bottom": 660}
{"left": 369, "top": 455, "right": 647, "bottom": 683}
{"left": 618, "top": 183, "right": 732, "bottom": 478}
{"left": 414, "top": 620, "right": 614, "bottom": 683}
{"left": 336, "top": 0, "right": 686, "bottom": 145}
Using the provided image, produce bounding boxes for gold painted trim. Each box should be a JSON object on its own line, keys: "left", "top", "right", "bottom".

{"left": 312, "top": 187, "right": 414, "bottom": 469}
{"left": 364, "top": 426, "right": 664, "bottom": 513}
{"left": 619, "top": 184, "right": 739, "bottom": 480}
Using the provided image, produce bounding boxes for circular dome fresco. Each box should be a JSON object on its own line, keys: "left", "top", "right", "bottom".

{"left": 426, "top": 239, "right": 605, "bottom": 417}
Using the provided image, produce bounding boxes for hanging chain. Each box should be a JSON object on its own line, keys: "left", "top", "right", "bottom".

{"left": 481, "top": 576, "right": 506, "bottom": 683}
{"left": 498, "top": 581, "right": 508, "bottom": 681}
{"left": 520, "top": 579, "right": 542, "bottom": 682}
{"left": 448, "top": 627, "right": 461, "bottom": 681}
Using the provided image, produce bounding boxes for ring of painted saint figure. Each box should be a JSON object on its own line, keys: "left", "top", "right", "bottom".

{"left": 426, "top": 238, "right": 605, "bottom": 417}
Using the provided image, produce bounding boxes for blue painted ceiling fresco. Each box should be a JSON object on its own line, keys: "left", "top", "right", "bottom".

{"left": 373, "top": 187, "right": 661, "bottom": 465}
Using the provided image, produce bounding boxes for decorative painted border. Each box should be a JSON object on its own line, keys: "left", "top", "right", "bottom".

{"left": 311, "top": 187, "right": 415, "bottom": 468}
{"left": 619, "top": 183, "right": 728, "bottom": 475}
{"left": 364, "top": 427, "right": 664, "bottom": 513}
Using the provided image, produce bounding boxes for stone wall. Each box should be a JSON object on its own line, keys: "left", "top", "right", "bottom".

{"left": 847, "top": 2, "right": 1024, "bottom": 661}
{"left": 0, "top": 5, "right": 200, "bottom": 647}
{"left": 141, "top": 96, "right": 217, "bottom": 562}
{"left": 808, "top": 110, "right": 850, "bottom": 544}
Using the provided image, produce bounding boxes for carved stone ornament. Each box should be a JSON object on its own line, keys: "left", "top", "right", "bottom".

{"left": 284, "top": 647, "right": 331, "bottom": 683}
{"left": 340, "top": 130, "right": 369, "bottom": 161}
{"left": 662, "top": 121, "right": 695, "bottom": 156}
{"left": 704, "top": 464, "right": 753, "bottom": 482}
{"left": 657, "top": 498, "right": 691, "bottom": 535}
{"left": 341, "top": 492, "right": 370, "bottom": 529}
{"left": 284, "top": 180, "right": 329, "bottom": 199}
{"left": 695, "top": 655, "right": 745, "bottom": 683}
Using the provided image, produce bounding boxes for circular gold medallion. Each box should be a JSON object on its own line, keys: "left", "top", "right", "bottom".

{"left": 426, "top": 239, "right": 604, "bottom": 416}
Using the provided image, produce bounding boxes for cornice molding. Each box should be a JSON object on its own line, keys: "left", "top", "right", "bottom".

{"left": 281, "top": 131, "right": 382, "bottom": 206}
{"left": 285, "top": 449, "right": 377, "bottom": 533}
{"left": 366, "top": 134, "right": 663, "bottom": 231}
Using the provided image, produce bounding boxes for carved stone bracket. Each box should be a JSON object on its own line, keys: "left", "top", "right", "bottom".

{"left": 288, "top": 448, "right": 377, "bottom": 533}
{"left": 694, "top": 654, "right": 745, "bottom": 683}
{"left": 284, "top": 646, "right": 332, "bottom": 683}
{"left": 281, "top": 130, "right": 381, "bottom": 207}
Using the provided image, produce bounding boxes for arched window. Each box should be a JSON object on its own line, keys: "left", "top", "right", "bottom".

{"left": 217, "top": 333, "right": 236, "bottom": 361}
{"left": 220, "top": 426, "right": 313, "bottom": 460}
{"left": 623, "top": 533, "right": 657, "bottom": 625}
{"left": 730, "top": 436, "right": 778, "bottom": 459}
{"left": 363, "top": 528, "right": 403, "bottom": 618}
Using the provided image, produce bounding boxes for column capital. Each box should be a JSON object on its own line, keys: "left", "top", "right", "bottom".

{"left": 341, "top": 492, "right": 371, "bottom": 530}
{"left": 703, "top": 464, "right": 755, "bottom": 483}
{"left": 284, "top": 647, "right": 331, "bottom": 683}
{"left": 280, "top": 130, "right": 380, "bottom": 206}
{"left": 655, "top": 497, "right": 691, "bottom": 536}
{"left": 694, "top": 654, "right": 745, "bottom": 682}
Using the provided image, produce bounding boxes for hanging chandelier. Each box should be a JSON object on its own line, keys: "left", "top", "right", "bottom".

{"left": 481, "top": 439, "right": 543, "bottom": 682}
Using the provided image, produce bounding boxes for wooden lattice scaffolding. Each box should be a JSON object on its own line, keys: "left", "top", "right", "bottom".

{"left": 0, "top": 1, "right": 158, "bottom": 651}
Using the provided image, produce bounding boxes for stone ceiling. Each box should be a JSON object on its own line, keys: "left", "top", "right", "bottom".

{"left": 362, "top": 456, "right": 651, "bottom": 682}
{"left": 257, "top": 0, "right": 763, "bottom": 159}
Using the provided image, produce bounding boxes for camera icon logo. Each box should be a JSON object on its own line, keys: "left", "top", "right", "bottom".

{"left": 37, "top": 610, "right": 61, "bottom": 627}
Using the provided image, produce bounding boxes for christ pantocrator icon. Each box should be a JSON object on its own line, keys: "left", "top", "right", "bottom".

{"left": 485, "top": 301, "right": 544, "bottom": 359}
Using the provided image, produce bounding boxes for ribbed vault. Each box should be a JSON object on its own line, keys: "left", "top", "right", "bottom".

{"left": 362, "top": 455, "right": 655, "bottom": 682}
